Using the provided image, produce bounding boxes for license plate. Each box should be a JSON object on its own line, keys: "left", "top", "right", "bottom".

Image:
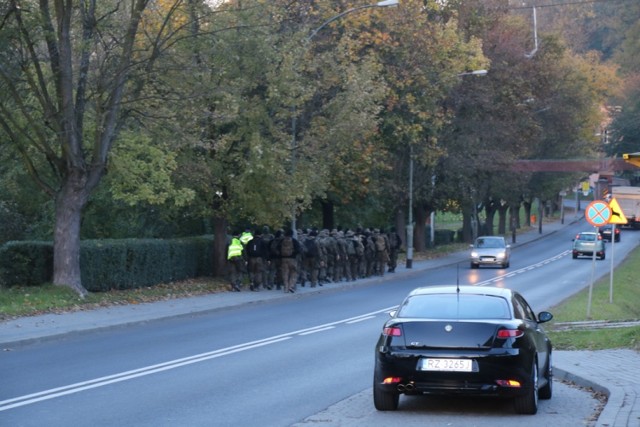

{"left": 418, "top": 358, "right": 473, "bottom": 372}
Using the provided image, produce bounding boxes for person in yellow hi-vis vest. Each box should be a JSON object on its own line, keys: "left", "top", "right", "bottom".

{"left": 239, "top": 229, "right": 253, "bottom": 246}
{"left": 227, "top": 231, "right": 246, "bottom": 292}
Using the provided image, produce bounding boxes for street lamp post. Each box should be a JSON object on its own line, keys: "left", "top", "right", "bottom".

{"left": 406, "top": 144, "right": 414, "bottom": 268}
{"left": 290, "top": 0, "right": 399, "bottom": 235}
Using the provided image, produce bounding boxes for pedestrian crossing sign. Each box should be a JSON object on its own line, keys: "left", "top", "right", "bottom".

{"left": 608, "top": 198, "right": 628, "bottom": 225}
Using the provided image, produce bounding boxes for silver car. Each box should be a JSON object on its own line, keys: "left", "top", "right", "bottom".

{"left": 470, "top": 236, "right": 511, "bottom": 269}
{"left": 572, "top": 231, "right": 606, "bottom": 260}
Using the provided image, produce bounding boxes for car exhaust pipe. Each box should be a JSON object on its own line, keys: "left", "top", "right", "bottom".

{"left": 397, "top": 383, "right": 415, "bottom": 392}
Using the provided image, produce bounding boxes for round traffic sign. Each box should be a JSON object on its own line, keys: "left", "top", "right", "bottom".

{"left": 585, "top": 200, "right": 611, "bottom": 227}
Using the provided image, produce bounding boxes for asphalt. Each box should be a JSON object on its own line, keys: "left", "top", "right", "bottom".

{"left": 1, "top": 215, "right": 638, "bottom": 427}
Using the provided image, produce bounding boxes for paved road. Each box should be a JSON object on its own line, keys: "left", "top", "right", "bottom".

{"left": 1, "top": 215, "right": 639, "bottom": 426}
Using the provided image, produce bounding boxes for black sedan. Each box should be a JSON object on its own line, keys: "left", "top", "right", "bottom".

{"left": 598, "top": 224, "right": 621, "bottom": 242}
{"left": 373, "top": 285, "right": 553, "bottom": 415}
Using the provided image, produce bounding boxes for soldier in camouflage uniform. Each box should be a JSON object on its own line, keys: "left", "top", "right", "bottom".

{"left": 261, "top": 226, "right": 275, "bottom": 289}
{"left": 364, "top": 229, "right": 377, "bottom": 277}
{"left": 345, "top": 230, "right": 360, "bottom": 281}
{"left": 386, "top": 227, "right": 402, "bottom": 273}
{"left": 302, "top": 229, "right": 321, "bottom": 287}
{"left": 325, "top": 230, "right": 338, "bottom": 282}
{"left": 334, "top": 230, "right": 348, "bottom": 282}
{"left": 270, "top": 229, "right": 284, "bottom": 290}
{"left": 373, "top": 229, "right": 389, "bottom": 276}
{"left": 316, "top": 230, "right": 329, "bottom": 285}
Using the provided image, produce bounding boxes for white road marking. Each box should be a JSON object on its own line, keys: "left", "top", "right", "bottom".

{"left": 1, "top": 307, "right": 395, "bottom": 411}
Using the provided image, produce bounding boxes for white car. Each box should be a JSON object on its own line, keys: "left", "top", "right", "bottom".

{"left": 470, "top": 236, "right": 511, "bottom": 269}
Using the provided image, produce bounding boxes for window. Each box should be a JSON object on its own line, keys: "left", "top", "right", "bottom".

{"left": 398, "top": 294, "right": 511, "bottom": 320}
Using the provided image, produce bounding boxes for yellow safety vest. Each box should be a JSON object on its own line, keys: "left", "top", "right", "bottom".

{"left": 227, "top": 238, "right": 243, "bottom": 260}
{"left": 240, "top": 231, "right": 253, "bottom": 245}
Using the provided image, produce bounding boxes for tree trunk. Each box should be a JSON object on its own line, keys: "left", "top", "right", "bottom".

{"left": 53, "top": 178, "right": 89, "bottom": 297}
{"left": 461, "top": 204, "right": 473, "bottom": 243}
{"left": 321, "top": 200, "right": 334, "bottom": 230}
{"left": 484, "top": 203, "right": 497, "bottom": 236}
{"left": 414, "top": 206, "right": 428, "bottom": 252}
{"left": 394, "top": 209, "right": 406, "bottom": 250}
{"left": 523, "top": 200, "right": 532, "bottom": 226}
{"left": 213, "top": 215, "right": 228, "bottom": 277}
{"left": 497, "top": 203, "right": 509, "bottom": 235}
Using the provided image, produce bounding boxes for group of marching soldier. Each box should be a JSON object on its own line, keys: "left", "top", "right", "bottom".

{"left": 226, "top": 226, "right": 403, "bottom": 293}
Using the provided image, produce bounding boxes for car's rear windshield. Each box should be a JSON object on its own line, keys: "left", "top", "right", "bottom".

{"left": 579, "top": 234, "right": 596, "bottom": 241}
{"left": 397, "top": 294, "right": 511, "bottom": 320}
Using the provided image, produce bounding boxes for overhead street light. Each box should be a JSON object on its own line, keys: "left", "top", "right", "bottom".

{"left": 307, "top": 0, "right": 399, "bottom": 41}
{"left": 458, "top": 70, "right": 488, "bottom": 77}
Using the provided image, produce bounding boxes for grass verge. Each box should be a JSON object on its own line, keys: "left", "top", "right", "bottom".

{"left": 0, "top": 278, "right": 228, "bottom": 321}
{"left": 547, "top": 245, "right": 640, "bottom": 351}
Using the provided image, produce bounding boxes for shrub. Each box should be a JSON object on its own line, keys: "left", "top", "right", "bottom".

{"left": 0, "top": 236, "right": 214, "bottom": 291}
{"left": 0, "top": 241, "right": 53, "bottom": 287}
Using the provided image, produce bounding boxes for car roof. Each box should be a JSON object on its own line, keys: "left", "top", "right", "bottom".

{"left": 476, "top": 236, "right": 504, "bottom": 240}
{"left": 406, "top": 285, "right": 513, "bottom": 299}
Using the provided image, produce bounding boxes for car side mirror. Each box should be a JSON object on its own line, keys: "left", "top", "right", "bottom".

{"left": 538, "top": 311, "right": 553, "bottom": 323}
{"left": 388, "top": 310, "right": 396, "bottom": 318}
{"left": 469, "top": 244, "right": 474, "bottom": 249}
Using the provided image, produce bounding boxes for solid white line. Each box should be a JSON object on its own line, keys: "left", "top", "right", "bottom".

{"left": 299, "top": 326, "right": 335, "bottom": 336}
{"left": 0, "top": 338, "right": 291, "bottom": 411}
{"left": 346, "top": 315, "right": 377, "bottom": 324}
{"left": 1, "top": 306, "right": 394, "bottom": 411}
{"left": 476, "top": 250, "right": 570, "bottom": 286}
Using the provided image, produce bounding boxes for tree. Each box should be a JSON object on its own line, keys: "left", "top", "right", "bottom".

{"left": 0, "top": 0, "right": 198, "bottom": 295}
{"left": 607, "top": 74, "right": 640, "bottom": 162}
{"left": 374, "top": 0, "right": 488, "bottom": 250}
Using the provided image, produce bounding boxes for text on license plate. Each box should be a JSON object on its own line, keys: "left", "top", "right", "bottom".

{"left": 418, "top": 358, "right": 473, "bottom": 372}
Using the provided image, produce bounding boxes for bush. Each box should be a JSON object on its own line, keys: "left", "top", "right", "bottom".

{"left": 0, "top": 241, "right": 53, "bottom": 287}
{"left": 0, "top": 236, "right": 214, "bottom": 291}
{"left": 435, "top": 229, "right": 456, "bottom": 245}
{"left": 425, "top": 227, "right": 457, "bottom": 245}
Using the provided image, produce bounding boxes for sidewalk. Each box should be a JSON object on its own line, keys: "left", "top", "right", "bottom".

{"left": 1, "top": 217, "right": 639, "bottom": 426}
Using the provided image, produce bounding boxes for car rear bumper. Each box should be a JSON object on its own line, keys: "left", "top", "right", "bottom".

{"left": 374, "top": 351, "right": 531, "bottom": 397}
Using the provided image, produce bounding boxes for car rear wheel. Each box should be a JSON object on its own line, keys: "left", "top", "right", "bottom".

{"left": 373, "top": 379, "right": 399, "bottom": 411}
{"left": 513, "top": 361, "right": 538, "bottom": 414}
{"left": 538, "top": 353, "right": 553, "bottom": 400}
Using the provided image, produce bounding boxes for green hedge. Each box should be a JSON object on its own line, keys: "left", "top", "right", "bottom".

{"left": 424, "top": 227, "right": 458, "bottom": 246}
{"left": 0, "top": 241, "right": 53, "bottom": 287}
{"left": 0, "top": 236, "right": 214, "bottom": 291}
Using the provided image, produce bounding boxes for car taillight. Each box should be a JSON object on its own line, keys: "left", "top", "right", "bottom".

{"left": 496, "top": 329, "right": 524, "bottom": 338}
{"left": 383, "top": 326, "right": 402, "bottom": 336}
{"left": 496, "top": 379, "right": 522, "bottom": 388}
